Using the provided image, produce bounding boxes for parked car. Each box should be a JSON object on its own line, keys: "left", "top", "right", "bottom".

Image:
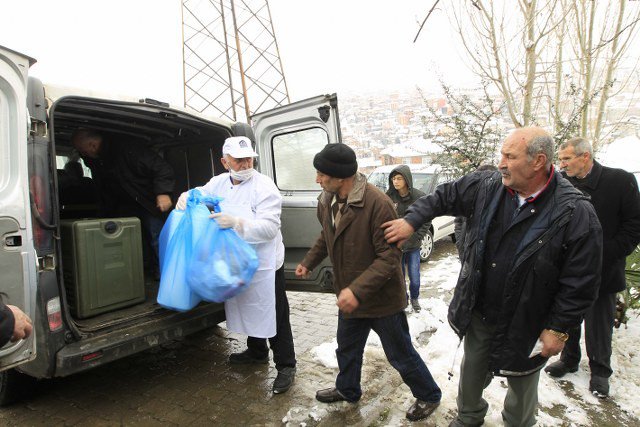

{"left": 367, "top": 164, "right": 456, "bottom": 262}
{"left": 0, "top": 45, "right": 338, "bottom": 404}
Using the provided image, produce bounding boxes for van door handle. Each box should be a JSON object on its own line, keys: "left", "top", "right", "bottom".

{"left": 5, "top": 235, "right": 22, "bottom": 247}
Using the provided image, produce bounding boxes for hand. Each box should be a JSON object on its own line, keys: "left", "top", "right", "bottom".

{"left": 295, "top": 264, "right": 310, "bottom": 278}
{"left": 8, "top": 305, "right": 33, "bottom": 342}
{"left": 539, "top": 329, "right": 566, "bottom": 358}
{"left": 210, "top": 213, "right": 243, "bottom": 231}
{"left": 156, "top": 194, "right": 173, "bottom": 212}
{"left": 176, "top": 192, "right": 188, "bottom": 210}
{"left": 381, "top": 218, "right": 415, "bottom": 248}
{"left": 336, "top": 288, "right": 359, "bottom": 314}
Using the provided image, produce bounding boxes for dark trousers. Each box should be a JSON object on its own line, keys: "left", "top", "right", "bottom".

{"left": 561, "top": 292, "right": 617, "bottom": 378}
{"left": 335, "top": 310, "right": 441, "bottom": 403}
{"left": 115, "top": 203, "right": 164, "bottom": 272}
{"left": 246, "top": 266, "right": 296, "bottom": 370}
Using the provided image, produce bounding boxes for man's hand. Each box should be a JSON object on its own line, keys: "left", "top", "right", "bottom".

{"left": 539, "top": 329, "right": 566, "bottom": 358}
{"left": 7, "top": 305, "right": 33, "bottom": 343}
{"left": 210, "top": 213, "right": 243, "bottom": 231}
{"left": 175, "top": 192, "right": 188, "bottom": 210}
{"left": 337, "top": 288, "right": 359, "bottom": 314}
{"left": 381, "top": 218, "right": 415, "bottom": 248}
{"left": 295, "top": 264, "right": 310, "bottom": 278}
{"left": 156, "top": 194, "right": 173, "bottom": 212}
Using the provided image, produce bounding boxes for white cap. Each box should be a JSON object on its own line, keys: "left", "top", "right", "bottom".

{"left": 222, "top": 136, "right": 258, "bottom": 158}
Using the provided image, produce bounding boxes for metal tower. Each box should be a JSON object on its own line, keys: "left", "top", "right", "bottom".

{"left": 181, "top": 0, "right": 290, "bottom": 124}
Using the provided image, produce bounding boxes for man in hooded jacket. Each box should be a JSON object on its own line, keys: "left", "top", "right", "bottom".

{"left": 385, "top": 165, "right": 429, "bottom": 312}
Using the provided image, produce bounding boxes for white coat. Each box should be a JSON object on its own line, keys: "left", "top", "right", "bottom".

{"left": 197, "top": 171, "right": 281, "bottom": 338}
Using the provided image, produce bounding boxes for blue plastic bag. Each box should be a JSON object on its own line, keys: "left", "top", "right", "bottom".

{"left": 157, "top": 189, "right": 221, "bottom": 311}
{"left": 187, "top": 200, "right": 260, "bottom": 303}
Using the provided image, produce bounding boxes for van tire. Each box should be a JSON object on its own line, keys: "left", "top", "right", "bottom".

{"left": 0, "top": 369, "right": 35, "bottom": 406}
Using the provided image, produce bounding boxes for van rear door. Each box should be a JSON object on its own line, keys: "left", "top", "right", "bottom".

{"left": 252, "top": 94, "right": 341, "bottom": 292}
{"left": 0, "top": 46, "right": 38, "bottom": 369}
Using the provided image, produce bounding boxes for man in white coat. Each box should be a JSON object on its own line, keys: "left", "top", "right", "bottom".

{"left": 176, "top": 136, "right": 296, "bottom": 393}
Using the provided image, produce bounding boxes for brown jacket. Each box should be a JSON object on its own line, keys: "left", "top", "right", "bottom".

{"left": 301, "top": 173, "right": 407, "bottom": 318}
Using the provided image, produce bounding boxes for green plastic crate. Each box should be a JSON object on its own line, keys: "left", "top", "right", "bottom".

{"left": 60, "top": 217, "right": 145, "bottom": 318}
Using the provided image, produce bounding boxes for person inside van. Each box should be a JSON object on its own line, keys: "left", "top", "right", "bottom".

{"left": 71, "top": 128, "right": 175, "bottom": 278}
{"left": 386, "top": 165, "right": 429, "bottom": 313}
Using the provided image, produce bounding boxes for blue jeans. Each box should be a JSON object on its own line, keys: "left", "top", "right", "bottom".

{"left": 401, "top": 249, "right": 421, "bottom": 300}
{"left": 335, "top": 311, "right": 441, "bottom": 403}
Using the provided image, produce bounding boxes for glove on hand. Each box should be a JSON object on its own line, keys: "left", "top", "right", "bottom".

{"left": 210, "top": 213, "right": 244, "bottom": 233}
{"left": 176, "top": 192, "right": 188, "bottom": 210}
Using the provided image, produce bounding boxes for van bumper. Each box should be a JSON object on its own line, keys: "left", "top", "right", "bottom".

{"left": 54, "top": 304, "right": 225, "bottom": 377}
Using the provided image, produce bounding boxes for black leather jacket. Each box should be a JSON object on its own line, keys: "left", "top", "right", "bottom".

{"left": 405, "top": 170, "right": 602, "bottom": 376}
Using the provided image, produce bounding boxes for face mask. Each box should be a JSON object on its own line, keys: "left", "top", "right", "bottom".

{"left": 230, "top": 167, "right": 255, "bottom": 182}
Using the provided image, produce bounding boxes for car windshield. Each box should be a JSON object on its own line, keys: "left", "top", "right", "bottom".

{"left": 367, "top": 171, "right": 437, "bottom": 194}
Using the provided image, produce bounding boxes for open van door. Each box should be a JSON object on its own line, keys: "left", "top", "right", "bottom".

{"left": 252, "top": 94, "right": 341, "bottom": 292}
{"left": 0, "top": 46, "right": 38, "bottom": 369}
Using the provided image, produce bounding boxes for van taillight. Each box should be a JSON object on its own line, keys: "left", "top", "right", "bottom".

{"left": 46, "top": 297, "right": 63, "bottom": 331}
{"left": 29, "top": 175, "right": 46, "bottom": 248}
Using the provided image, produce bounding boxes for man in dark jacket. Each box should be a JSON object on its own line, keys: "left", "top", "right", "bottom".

{"left": 295, "top": 144, "right": 441, "bottom": 422}
{"left": 383, "top": 127, "right": 602, "bottom": 427}
{"left": 546, "top": 137, "right": 640, "bottom": 398}
{"left": 386, "top": 165, "right": 428, "bottom": 312}
{"left": 0, "top": 302, "right": 32, "bottom": 347}
{"left": 71, "top": 129, "right": 175, "bottom": 275}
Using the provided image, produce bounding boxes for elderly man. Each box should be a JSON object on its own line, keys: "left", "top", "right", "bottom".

{"left": 296, "top": 144, "right": 441, "bottom": 422}
{"left": 546, "top": 137, "right": 640, "bottom": 398}
{"left": 383, "top": 127, "right": 602, "bottom": 427}
{"left": 176, "top": 136, "right": 296, "bottom": 394}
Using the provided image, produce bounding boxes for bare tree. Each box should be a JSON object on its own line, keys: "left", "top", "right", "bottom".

{"left": 419, "top": 0, "right": 640, "bottom": 149}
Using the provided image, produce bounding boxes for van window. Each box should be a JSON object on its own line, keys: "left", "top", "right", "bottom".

{"left": 56, "top": 156, "right": 92, "bottom": 178}
{"left": 272, "top": 127, "right": 328, "bottom": 191}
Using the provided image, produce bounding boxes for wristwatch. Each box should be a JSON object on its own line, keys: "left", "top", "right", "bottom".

{"left": 547, "top": 329, "right": 569, "bottom": 342}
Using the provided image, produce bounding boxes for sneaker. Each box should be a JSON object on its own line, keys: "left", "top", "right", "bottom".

{"left": 228, "top": 349, "right": 269, "bottom": 365}
{"left": 411, "top": 298, "right": 421, "bottom": 313}
{"left": 272, "top": 367, "right": 296, "bottom": 394}
{"left": 589, "top": 375, "right": 609, "bottom": 398}
{"left": 406, "top": 399, "right": 439, "bottom": 421}
{"left": 544, "top": 360, "right": 578, "bottom": 378}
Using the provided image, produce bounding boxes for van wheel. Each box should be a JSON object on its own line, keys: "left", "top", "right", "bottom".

{"left": 419, "top": 230, "right": 434, "bottom": 263}
{"left": 0, "top": 369, "right": 35, "bottom": 406}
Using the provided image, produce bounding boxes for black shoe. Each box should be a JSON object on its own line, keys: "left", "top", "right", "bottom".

{"left": 272, "top": 367, "right": 296, "bottom": 394}
{"left": 544, "top": 360, "right": 578, "bottom": 378}
{"left": 411, "top": 299, "right": 421, "bottom": 313}
{"left": 406, "top": 399, "right": 439, "bottom": 421}
{"left": 589, "top": 375, "right": 609, "bottom": 398}
{"left": 228, "top": 349, "right": 269, "bottom": 365}
{"left": 448, "top": 418, "right": 483, "bottom": 427}
{"left": 316, "top": 387, "right": 350, "bottom": 403}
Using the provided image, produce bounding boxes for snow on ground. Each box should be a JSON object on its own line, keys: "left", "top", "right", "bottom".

{"left": 307, "top": 252, "right": 640, "bottom": 426}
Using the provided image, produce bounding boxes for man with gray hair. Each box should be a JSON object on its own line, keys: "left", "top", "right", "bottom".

{"left": 546, "top": 137, "right": 640, "bottom": 398}
{"left": 383, "top": 127, "right": 602, "bottom": 426}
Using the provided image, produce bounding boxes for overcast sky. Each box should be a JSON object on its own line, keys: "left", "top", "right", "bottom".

{"left": 0, "top": 0, "right": 475, "bottom": 106}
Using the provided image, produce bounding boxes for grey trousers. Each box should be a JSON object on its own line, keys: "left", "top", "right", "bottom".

{"left": 456, "top": 311, "right": 540, "bottom": 427}
{"left": 561, "top": 292, "right": 617, "bottom": 378}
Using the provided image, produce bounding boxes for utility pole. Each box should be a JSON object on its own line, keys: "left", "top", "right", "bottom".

{"left": 182, "top": 0, "right": 290, "bottom": 123}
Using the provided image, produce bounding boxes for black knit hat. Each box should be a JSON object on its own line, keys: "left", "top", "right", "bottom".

{"left": 313, "top": 144, "right": 358, "bottom": 178}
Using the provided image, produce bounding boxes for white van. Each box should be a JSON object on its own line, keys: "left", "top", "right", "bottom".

{"left": 0, "top": 45, "right": 337, "bottom": 403}
{"left": 367, "top": 164, "right": 456, "bottom": 261}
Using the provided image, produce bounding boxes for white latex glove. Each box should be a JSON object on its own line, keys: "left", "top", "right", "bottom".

{"left": 176, "top": 192, "right": 188, "bottom": 210}
{"left": 210, "top": 212, "right": 244, "bottom": 233}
